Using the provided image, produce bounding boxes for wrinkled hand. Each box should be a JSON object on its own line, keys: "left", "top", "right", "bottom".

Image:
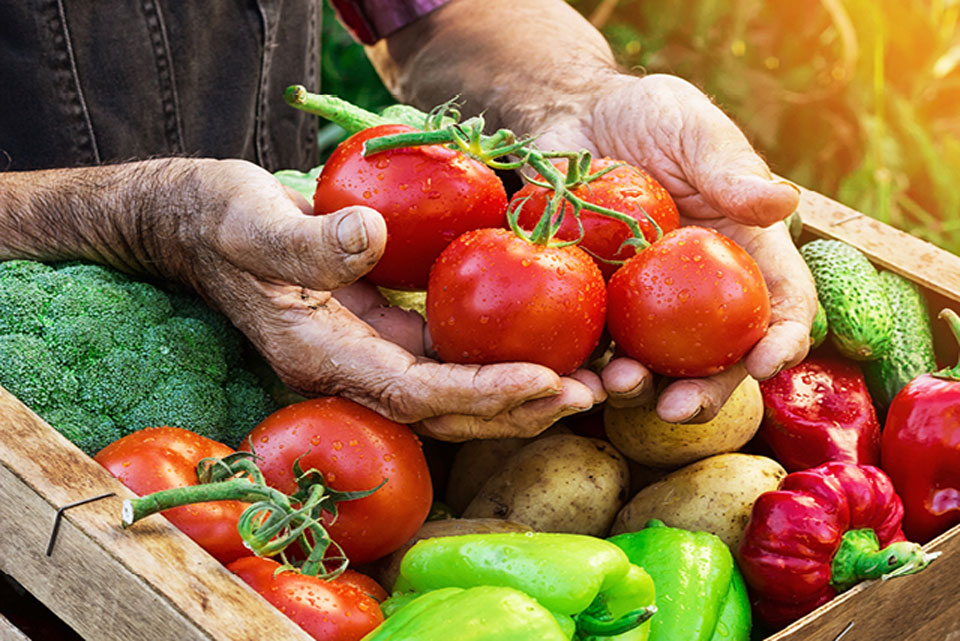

{"left": 167, "top": 158, "right": 603, "bottom": 441}
{"left": 535, "top": 73, "right": 818, "bottom": 422}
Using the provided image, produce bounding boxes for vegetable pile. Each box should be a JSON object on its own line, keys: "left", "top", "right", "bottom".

{"left": 0, "top": 260, "right": 276, "bottom": 454}
{"left": 4, "top": 90, "right": 957, "bottom": 641}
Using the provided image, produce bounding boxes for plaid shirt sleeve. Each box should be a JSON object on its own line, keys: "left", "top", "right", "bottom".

{"left": 329, "top": 0, "right": 454, "bottom": 44}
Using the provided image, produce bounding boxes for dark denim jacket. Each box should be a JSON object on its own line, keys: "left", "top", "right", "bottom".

{"left": 0, "top": 0, "right": 321, "bottom": 172}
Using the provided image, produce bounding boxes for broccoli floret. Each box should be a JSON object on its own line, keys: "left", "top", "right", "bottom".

{"left": 44, "top": 405, "right": 122, "bottom": 456}
{"left": 75, "top": 347, "right": 161, "bottom": 415}
{"left": 220, "top": 368, "right": 278, "bottom": 448}
{"left": 167, "top": 290, "right": 244, "bottom": 366}
{"left": 0, "top": 259, "right": 279, "bottom": 454}
{"left": 0, "top": 279, "right": 51, "bottom": 335}
{"left": 120, "top": 371, "right": 229, "bottom": 438}
{"left": 0, "top": 334, "right": 78, "bottom": 411}
{"left": 142, "top": 316, "right": 228, "bottom": 382}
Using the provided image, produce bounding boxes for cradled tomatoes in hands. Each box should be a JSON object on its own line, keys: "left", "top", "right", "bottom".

{"left": 606, "top": 226, "right": 770, "bottom": 378}
{"left": 239, "top": 397, "right": 432, "bottom": 565}
{"left": 512, "top": 158, "right": 680, "bottom": 279}
{"left": 227, "top": 557, "right": 383, "bottom": 641}
{"left": 314, "top": 124, "right": 508, "bottom": 290}
{"left": 426, "top": 228, "right": 607, "bottom": 375}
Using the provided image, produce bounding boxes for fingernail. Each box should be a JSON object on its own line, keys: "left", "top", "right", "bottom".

{"left": 336, "top": 211, "right": 369, "bottom": 254}
{"left": 678, "top": 406, "right": 704, "bottom": 424}
{"left": 774, "top": 179, "right": 802, "bottom": 196}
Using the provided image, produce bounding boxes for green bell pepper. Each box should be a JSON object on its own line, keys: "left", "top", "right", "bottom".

{"left": 608, "top": 520, "right": 751, "bottom": 641}
{"left": 395, "top": 532, "right": 656, "bottom": 640}
{"left": 362, "top": 586, "right": 571, "bottom": 640}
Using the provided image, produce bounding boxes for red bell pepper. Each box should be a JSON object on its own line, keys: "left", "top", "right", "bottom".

{"left": 882, "top": 308, "right": 960, "bottom": 543}
{"left": 737, "top": 462, "right": 935, "bottom": 629}
{"left": 757, "top": 355, "right": 881, "bottom": 472}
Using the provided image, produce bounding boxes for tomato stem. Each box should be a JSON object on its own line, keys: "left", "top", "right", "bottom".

{"left": 121, "top": 452, "right": 384, "bottom": 579}
{"left": 285, "top": 86, "right": 661, "bottom": 251}
{"left": 284, "top": 85, "right": 389, "bottom": 133}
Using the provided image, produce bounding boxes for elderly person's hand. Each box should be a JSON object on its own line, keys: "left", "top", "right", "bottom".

{"left": 369, "top": 0, "right": 818, "bottom": 424}
{"left": 0, "top": 157, "right": 604, "bottom": 441}
{"left": 178, "top": 159, "right": 605, "bottom": 440}
{"left": 531, "top": 74, "right": 818, "bottom": 422}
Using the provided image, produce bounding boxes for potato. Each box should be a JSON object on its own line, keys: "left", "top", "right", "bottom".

{"left": 610, "top": 453, "right": 785, "bottom": 549}
{"left": 604, "top": 376, "right": 764, "bottom": 469}
{"left": 444, "top": 425, "right": 570, "bottom": 514}
{"left": 369, "top": 518, "right": 534, "bottom": 591}
{"left": 462, "top": 434, "right": 629, "bottom": 536}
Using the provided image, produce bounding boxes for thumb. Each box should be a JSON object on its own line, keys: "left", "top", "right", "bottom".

{"left": 227, "top": 204, "right": 388, "bottom": 291}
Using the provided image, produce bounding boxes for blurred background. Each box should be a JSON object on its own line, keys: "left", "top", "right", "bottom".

{"left": 321, "top": 0, "right": 960, "bottom": 256}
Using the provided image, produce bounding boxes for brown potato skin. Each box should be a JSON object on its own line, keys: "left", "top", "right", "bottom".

{"left": 610, "top": 453, "right": 786, "bottom": 549}
{"left": 462, "top": 434, "right": 630, "bottom": 536}
{"left": 604, "top": 376, "right": 764, "bottom": 469}
{"left": 444, "top": 425, "right": 571, "bottom": 514}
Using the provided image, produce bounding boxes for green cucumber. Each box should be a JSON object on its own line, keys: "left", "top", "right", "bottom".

{"left": 861, "top": 271, "right": 936, "bottom": 409}
{"left": 810, "top": 301, "right": 828, "bottom": 348}
{"left": 800, "top": 239, "right": 893, "bottom": 360}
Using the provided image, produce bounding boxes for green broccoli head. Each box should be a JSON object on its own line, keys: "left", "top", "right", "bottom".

{"left": 44, "top": 405, "right": 123, "bottom": 456}
{"left": 0, "top": 259, "right": 279, "bottom": 454}
{"left": 0, "top": 334, "right": 78, "bottom": 411}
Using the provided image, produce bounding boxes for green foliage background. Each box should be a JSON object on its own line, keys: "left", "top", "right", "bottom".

{"left": 321, "top": 0, "right": 960, "bottom": 255}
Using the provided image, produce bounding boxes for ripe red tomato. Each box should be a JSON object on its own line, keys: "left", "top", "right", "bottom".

{"left": 426, "top": 228, "right": 607, "bottom": 375}
{"left": 95, "top": 427, "right": 249, "bottom": 564}
{"left": 314, "top": 123, "right": 508, "bottom": 290}
{"left": 239, "top": 397, "right": 432, "bottom": 565}
{"left": 606, "top": 226, "right": 770, "bottom": 377}
{"left": 227, "top": 557, "right": 383, "bottom": 641}
{"left": 512, "top": 157, "right": 680, "bottom": 279}
{"left": 335, "top": 569, "right": 389, "bottom": 603}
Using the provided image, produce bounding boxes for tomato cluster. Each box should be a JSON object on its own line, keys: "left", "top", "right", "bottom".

{"left": 313, "top": 126, "right": 769, "bottom": 377}
{"left": 97, "top": 396, "right": 431, "bottom": 641}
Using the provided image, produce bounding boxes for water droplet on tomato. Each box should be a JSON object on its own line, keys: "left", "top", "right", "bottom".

{"left": 383, "top": 454, "right": 394, "bottom": 462}
{"left": 376, "top": 173, "right": 385, "bottom": 181}
{"left": 121, "top": 461, "right": 131, "bottom": 467}
{"left": 521, "top": 259, "right": 531, "bottom": 267}
{"left": 311, "top": 436, "right": 321, "bottom": 446}
{"left": 428, "top": 191, "right": 441, "bottom": 199}
{"left": 362, "top": 190, "right": 372, "bottom": 199}
{"left": 664, "top": 277, "right": 674, "bottom": 285}
{"left": 349, "top": 439, "right": 359, "bottom": 446}
{"left": 332, "top": 440, "right": 343, "bottom": 450}
{"left": 375, "top": 159, "right": 389, "bottom": 169}
{"left": 398, "top": 183, "right": 409, "bottom": 191}
{"left": 693, "top": 254, "right": 702, "bottom": 262}
{"left": 479, "top": 315, "right": 490, "bottom": 324}
{"left": 328, "top": 472, "right": 337, "bottom": 482}
{"left": 260, "top": 436, "right": 269, "bottom": 443}
{"left": 677, "top": 290, "right": 689, "bottom": 302}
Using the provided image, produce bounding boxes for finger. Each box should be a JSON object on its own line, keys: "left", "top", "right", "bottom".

{"left": 212, "top": 161, "right": 387, "bottom": 290}
{"left": 720, "top": 220, "right": 818, "bottom": 379}
{"left": 568, "top": 368, "right": 607, "bottom": 405}
{"left": 415, "top": 376, "right": 599, "bottom": 442}
{"left": 282, "top": 184, "right": 313, "bottom": 214}
{"left": 745, "top": 319, "right": 810, "bottom": 381}
{"left": 601, "top": 357, "right": 655, "bottom": 408}
{"left": 656, "top": 362, "right": 747, "bottom": 424}
{"left": 358, "top": 305, "right": 426, "bottom": 356}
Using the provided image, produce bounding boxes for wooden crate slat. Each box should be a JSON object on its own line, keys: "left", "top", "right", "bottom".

{"left": 0, "top": 611, "right": 31, "bottom": 641}
{"left": 796, "top": 188, "right": 960, "bottom": 302}
{"left": 0, "top": 388, "right": 313, "bottom": 641}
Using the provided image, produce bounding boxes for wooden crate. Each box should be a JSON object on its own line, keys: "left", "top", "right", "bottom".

{"left": 0, "top": 187, "right": 958, "bottom": 641}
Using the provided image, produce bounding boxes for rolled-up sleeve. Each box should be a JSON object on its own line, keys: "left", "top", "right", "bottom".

{"left": 329, "top": 0, "right": 453, "bottom": 44}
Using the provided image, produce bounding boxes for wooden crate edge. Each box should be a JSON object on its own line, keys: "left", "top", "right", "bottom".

{"left": 0, "top": 387, "right": 313, "bottom": 641}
